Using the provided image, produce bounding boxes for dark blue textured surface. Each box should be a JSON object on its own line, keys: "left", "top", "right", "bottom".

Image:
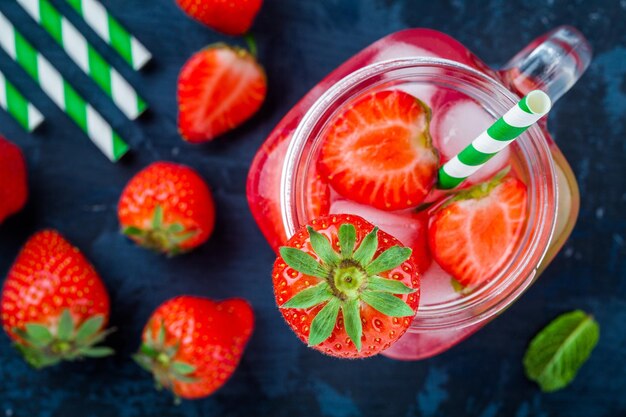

{"left": 0, "top": 0, "right": 625, "bottom": 416}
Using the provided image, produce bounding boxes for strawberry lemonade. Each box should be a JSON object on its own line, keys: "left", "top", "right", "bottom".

{"left": 248, "top": 28, "right": 591, "bottom": 359}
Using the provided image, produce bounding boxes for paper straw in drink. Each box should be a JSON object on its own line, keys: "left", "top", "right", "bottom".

{"left": 438, "top": 90, "right": 552, "bottom": 190}
{"left": 17, "top": 0, "right": 147, "bottom": 120}
{"left": 0, "top": 12, "right": 129, "bottom": 162}
{"left": 0, "top": 71, "right": 44, "bottom": 132}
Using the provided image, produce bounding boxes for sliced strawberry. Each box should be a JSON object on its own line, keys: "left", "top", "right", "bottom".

{"left": 318, "top": 90, "right": 438, "bottom": 211}
{"left": 178, "top": 44, "right": 267, "bottom": 143}
{"left": 428, "top": 176, "right": 528, "bottom": 287}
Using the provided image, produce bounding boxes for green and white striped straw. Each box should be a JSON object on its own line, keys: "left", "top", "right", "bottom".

{"left": 438, "top": 90, "right": 552, "bottom": 190}
{"left": 17, "top": 0, "right": 147, "bottom": 120}
{"left": 0, "top": 12, "right": 129, "bottom": 161}
{"left": 0, "top": 71, "right": 44, "bottom": 132}
{"left": 65, "top": 0, "right": 152, "bottom": 71}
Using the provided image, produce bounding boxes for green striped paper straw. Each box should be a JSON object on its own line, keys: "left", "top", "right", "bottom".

{"left": 0, "top": 12, "right": 129, "bottom": 161}
{"left": 438, "top": 90, "right": 552, "bottom": 190}
{"left": 0, "top": 71, "right": 44, "bottom": 132}
{"left": 17, "top": 0, "right": 147, "bottom": 120}
{"left": 65, "top": 0, "right": 152, "bottom": 71}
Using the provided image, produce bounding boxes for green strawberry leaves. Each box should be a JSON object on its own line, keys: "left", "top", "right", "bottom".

{"left": 360, "top": 291, "right": 415, "bottom": 317}
{"left": 308, "top": 227, "right": 340, "bottom": 265}
{"left": 13, "top": 308, "right": 113, "bottom": 369}
{"left": 133, "top": 320, "right": 199, "bottom": 400}
{"left": 122, "top": 205, "right": 199, "bottom": 256}
{"left": 338, "top": 224, "right": 356, "bottom": 257}
{"left": 367, "top": 276, "right": 415, "bottom": 294}
{"left": 279, "top": 223, "right": 417, "bottom": 351}
{"left": 279, "top": 247, "right": 327, "bottom": 278}
{"left": 366, "top": 246, "right": 412, "bottom": 275}
{"left": 282, "top": 282, "right": 333, "bottom": 309}
{"left": 342, "top": 299, "right": 362, "bottom": 351}
{"left": 353, "top": 227, "right": 378, "bottom": 264}
{"left": 524, "top": 310, "right": 600, "bottom": 392}
{"left": 308, "top": 298, "right": 341, "bottom": 347}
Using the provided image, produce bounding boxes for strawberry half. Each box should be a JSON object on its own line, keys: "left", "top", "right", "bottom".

{"left": 118, "top": 162, "right": 215, "bottom": 255}
{"left": 273, "top": 214, "right": 420, "bottom": 358}
{"left": 178, "top": 44, "right": 267, "bottom": 143}
{"left": 133, "top": 296, "right": 254, "bottom": 400}
{"left": 176, "top": 0, "right": 263, "bottom": 36}
{"left": 0, "top": 136, "right": 28, "bottom": 224}
{"left": 1, "top": 230, "right": 113, "bottom": 368}
{"left": 318, "top": 90, "right": 438, "bottom": 211}
{"left": 428, "top": 175, "right": 528, "bottom": 287}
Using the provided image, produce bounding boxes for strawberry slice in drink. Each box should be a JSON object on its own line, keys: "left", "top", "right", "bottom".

{"left": 428, "top": 175, "right": 528, "bottom": 288}
{"left": 330, "top": 199, "right": 432, "bottom": 273}
{"left": 318, "top": 90, "right": 439, "bottom": 211}
{"left": 430, "top": 89, "right": 511, "bottom": 185}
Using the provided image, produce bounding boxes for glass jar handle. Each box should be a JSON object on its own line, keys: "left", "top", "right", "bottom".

{"left": 500, "top": 26, "right": 592, "bottom": 103}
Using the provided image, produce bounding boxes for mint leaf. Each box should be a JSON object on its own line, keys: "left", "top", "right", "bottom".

{"left": 524, "top": 310, "right": 599, "bottom": 392}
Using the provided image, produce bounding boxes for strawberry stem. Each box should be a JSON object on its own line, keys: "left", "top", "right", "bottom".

{"left": 133, "top": 320, "right": 198, "bottom": 402}
{"left": 12, "top": 309, "right": 113, "bottom": 369}
{"left": 244, "top": 33, "right": 257, "bottom": 58}
{"left": 279, "top": 223, "right": 417, "bottom": 351}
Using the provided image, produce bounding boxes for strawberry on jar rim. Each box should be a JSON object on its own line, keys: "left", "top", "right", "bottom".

{"left": 118, "top": 161, "right": 215, "bottom": 256}
{"left": 0, "top": 230, "right": 113, "bottom": 368}
{"left": 428, "top": 173, "right": 528, "bottom": 288}
{"left": 318, "top": 90, "right": 438, "bottom": 211}
{"left": 178, "top": 44, "right": 267, "bottom": 142}
{"left": 133, "top": 296, "right": 254, "bottom": 401}
{"left": 0, "top": 136, "right": 28, "bottom": 224}
{"left": 175, "top": 0, "right": 263, "bottom": 36}
{"left": 273, "top": 214, "right": 420, "bottom": 358}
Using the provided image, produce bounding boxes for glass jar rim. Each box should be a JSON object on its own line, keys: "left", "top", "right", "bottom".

{"left": 280, "top": 57, "right": 557, "bottom": 330}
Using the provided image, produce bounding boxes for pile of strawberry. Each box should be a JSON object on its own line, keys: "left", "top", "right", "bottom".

{"left": 0, "top": 0, "right": 268, "bottom": 402}
{"left": 0, "top": 0, "right": 529, "bottom": 403}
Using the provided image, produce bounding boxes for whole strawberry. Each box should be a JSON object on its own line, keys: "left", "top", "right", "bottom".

{"left": 118, "top": 162, "right": 215, "bottom": 255}
{"left": 318, "top": 90, "right": 438, "bottom": 211}
{"left": 0, "top": 136, "right": 28, "bottom": 224}
{"left": 0, "top": 230, "right": 113, "bottom": 368}
{"left": 273, "top": 214, "right": 420, "bottom": 358}
{"left": 178, "top": 44, "right": 267, "bottom": 142}
{"left": 176, "top": 0, "right": 263, "bottom": 35}
{"left": 133, "top": 296, "right": 254, "bottom": 400}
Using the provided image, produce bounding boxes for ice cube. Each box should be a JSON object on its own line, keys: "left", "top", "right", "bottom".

{"left": 329, "top": 199, "right": 419, "bottom": 247}
{"left": 394, "top": 82, "right": 436, "bottom": 107}
{"left": 431, "top": 97, "right": 510, "bottom": 184}
{"left": 419, "top": 262, "right": 459, "bottom": 306}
